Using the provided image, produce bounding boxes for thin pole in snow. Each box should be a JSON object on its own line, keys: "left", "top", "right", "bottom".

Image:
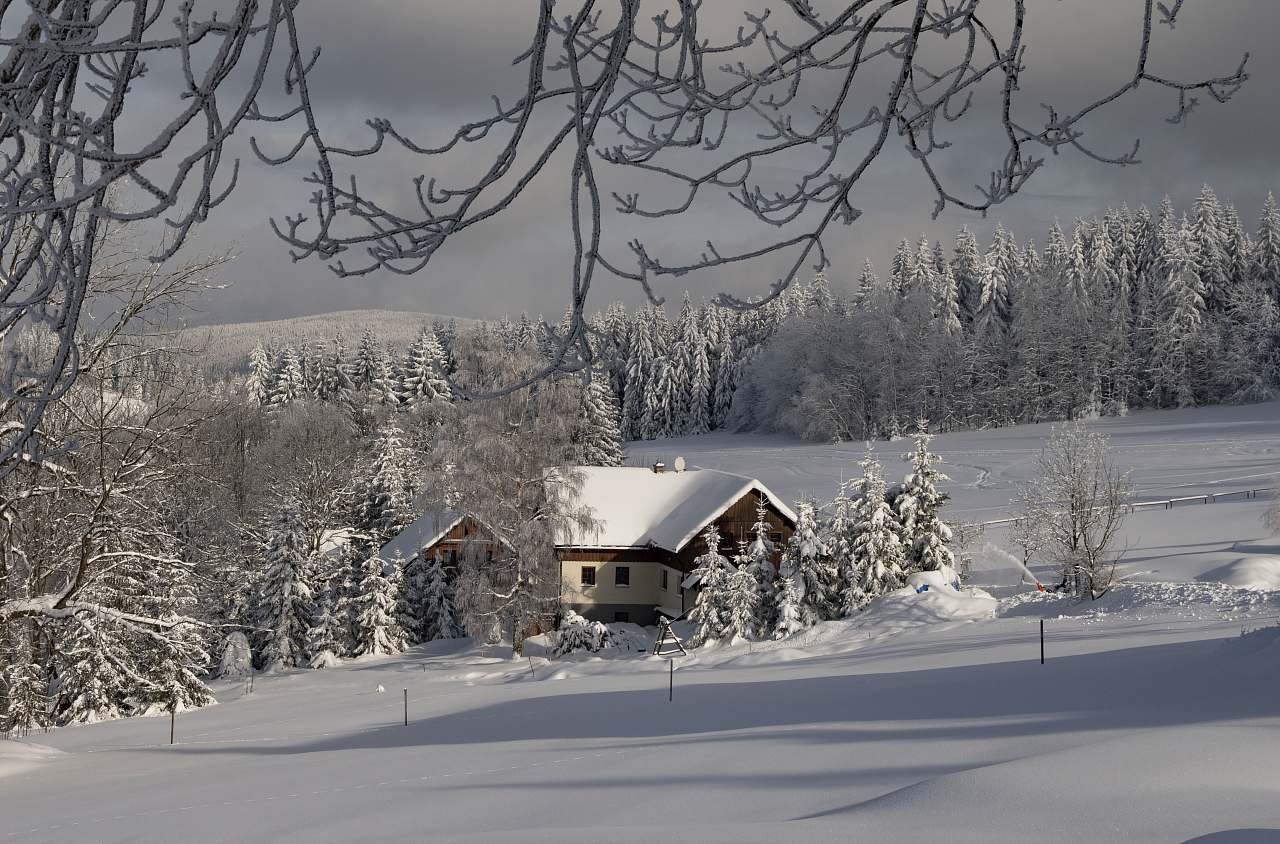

{"left": 170, "top": 705, "right": 176, "bottom": 745}
{"left": 669, "top": 659, "right": 674, "bottom": 702}
{"left": 403, "top": 688, "right": 408, "bottom": 727}
{"left": 1040, "top": 619, "right": 1045, "bottom": 665}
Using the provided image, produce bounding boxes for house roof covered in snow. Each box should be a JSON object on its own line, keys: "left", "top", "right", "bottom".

{"left": 560, "top": 465, "right": 795, "bottom": 552}
{"left": 381, "top": 466, "right": 796, "bottom": 560}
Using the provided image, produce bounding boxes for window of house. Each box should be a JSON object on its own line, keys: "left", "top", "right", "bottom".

{"left": 615, "top": 566, "right": 630, "bottom": 587}
{"left": 769, "top": 532, "right": 782, "bottom": 545}
{"left": 660, "top": 568, "right": 669, "bottom": 591}
{"left": 580, "top": 566, "right": 596, "bottom": 587}
{"left": 614, "top": 611, "right": 630, "bottom": 623}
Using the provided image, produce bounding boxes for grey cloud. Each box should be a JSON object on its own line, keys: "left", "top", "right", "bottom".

{"left": 172, "top": 0, "right": 1279, "bottom": 324}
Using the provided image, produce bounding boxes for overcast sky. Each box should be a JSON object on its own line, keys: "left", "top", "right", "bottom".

{"left": 171, "top": 1, "right": 1279, "bottom": 326}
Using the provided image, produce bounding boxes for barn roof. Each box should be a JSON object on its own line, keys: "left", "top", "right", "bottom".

{"left": 381, "top": 466, "right": 796, "bottom": 561}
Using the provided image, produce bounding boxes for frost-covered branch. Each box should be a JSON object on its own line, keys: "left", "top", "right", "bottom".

{"left": 260, "top": 0, "right": 1247, "bottom": 394}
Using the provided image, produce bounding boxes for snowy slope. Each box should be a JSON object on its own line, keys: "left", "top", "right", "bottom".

{"left": 642, "top": 401, "right": 1280, "bottom": 586}
{"left": 4, "top": 588, "right": 1280, "bottom": 843}
{"left": 5, "top": 403, "right": 1280, "bottom": 842}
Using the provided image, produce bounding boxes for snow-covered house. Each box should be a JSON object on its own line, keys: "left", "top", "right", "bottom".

{"left": 381, "top": 464, "right": 797, "bottom": 627}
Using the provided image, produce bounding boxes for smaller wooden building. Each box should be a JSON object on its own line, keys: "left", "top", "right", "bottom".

{"left": 382, "top": 463, "right": 797, "bottom": 627}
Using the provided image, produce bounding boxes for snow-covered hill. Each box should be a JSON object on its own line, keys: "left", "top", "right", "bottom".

{"left": 178, "top": 309, "right": 479, "bottom": 374}
{"left": 3, "top": 580, "right": 1279, "bottom": 842}
{"left": 636, "top": 400, "right": 1280, "bottom": 587}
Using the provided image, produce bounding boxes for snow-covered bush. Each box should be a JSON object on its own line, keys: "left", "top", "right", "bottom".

{"left": 554, "top": 610, "right": 611, "bottom": 656}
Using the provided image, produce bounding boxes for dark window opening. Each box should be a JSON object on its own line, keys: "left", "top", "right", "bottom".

{"left": 615, "top": 566, "right": 630, "bottom": 587}
{"left": 580, "top": 566, "right": 596, "bottom": 587}
{"left": 613, "top": 611, "right": 630, "bottom": 623}
{"left": 661, "top": 569, "right": 669, "bottom": 590}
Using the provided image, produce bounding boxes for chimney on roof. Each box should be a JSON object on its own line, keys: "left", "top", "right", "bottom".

{"left": 652, "top": 461, "right": 665, "bottom": 474}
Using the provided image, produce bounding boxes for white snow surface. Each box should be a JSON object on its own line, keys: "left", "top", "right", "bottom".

{"left": 7, "top": 403, "right": 1280, "bottom": 842}
{"left": 0, "top": 741, "right": 63, "bottom": 781}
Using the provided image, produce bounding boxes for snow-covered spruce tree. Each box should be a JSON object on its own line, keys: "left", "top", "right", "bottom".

{"left": 355, "top": 422, "right": 415, "bottom": 547}
{"left": 268, "top": 346, "right": 305, "bottom": 411}
{"left": 723, "top": 560, "right": 761, "bottom": 643}
{"left": 353, "top": 555, "right": 406, "bottom": 657}
{"left": 845, "top": 448, "right": 906, "bottom": 614}
{"left": 216, "top": 632, "right": 254, "bottom": 679}
{"left": 306, "top": 582, "right": 344, "bottom": 668}
{"left": 399, "top": 328, "right": 453, "bottom": 408}
{"left": 52, "top": 621, "right": 128, "bottom": 725}
{"left": 1, "top": 633, "right": 49, "bottom": 737}
{"left": 407, "top": 553, "right": 462, "bottom": 642}
{"left": 571, "top": 374, "right": 625, "bottom": 467}
{"left": 773, "top": 501, "right": 833, "bottom": 638}
{"left": 1150, "top": 215, "right": 1208, "bottom": 408}
{"left": 824, "top": 477, "right": 861, "bottom": 608}
{"left": 740, "top": 499, "right": 780, "bottom": 638}
{"left": 894, "top": 421, "right": 956, "bottom": 574}
{"left": 687, "top": 526, "right": 734, "bottom": 646}
{"left": 352, "top": 328, "right": 381, "bottom": 392}
{"left": 247, "top": 342, "right": 273, "bottom": 406}
{"left": 1254, "top": 192, "right": 1280, "bottom": 304}
{"left": 257, "top": 502, "right": 316, "bottom": 671}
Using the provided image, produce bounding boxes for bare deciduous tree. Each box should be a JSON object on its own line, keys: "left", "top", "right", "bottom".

{"left": 1018, "top": 420, "right": 1131, "bottom": 600}
{"left": 437, "top": 334, "right": 596, "bottom": 652}
{"left": 0, "top": 0, "right": 301, "bottom": 471}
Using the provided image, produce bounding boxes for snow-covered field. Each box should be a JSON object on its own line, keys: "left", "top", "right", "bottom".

{"left": 5, "top": 402, "right": 1280, "bottom": 843}
{"left": 649, "top": 400, "right": 1280, "bottom": 587}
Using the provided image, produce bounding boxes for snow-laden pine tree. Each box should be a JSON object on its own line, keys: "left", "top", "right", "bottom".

{"left": 257, "top": 503, "right": 316, "bottom": 671}
{"left": 854, "top": 259, "right": 879, "bottom": 310}
{"left": 724, "top": 561, "right": 761, "bottom": 643}
{"left": 621, "top": 308, "right": 657, "bottom": 439}
{"left": 825, "top": 477, "right": 861, "bottom": 604}
{"left": 408, "top": 553, "right": 462, "bottom": 642}
{"left": 773, "top": 501, "right": 833, "bottom": 638}
{"left": 268, "top": 346, "right": 305, "bottom": 411}
{"left": 571, "top": 375, "right": 625, "bottom": 466}
{"left": 894, "top": 422, "right": 956, "bottom": 574}
{"left": 306, "top": 583, "right": 344, "bottom": 668}
{"left": 644, "top": 356, "right": 679, "bottom": 440}
{"left": 352, "top": 328, "right": 381, "bottom": 392}
{"left": 353, "top": 555, "right": 406, "bottom": 657}
{"left": 740, "top": 499, "right": 779, "bottom": 638}
{"left": 247, "top": 342, "right": 273, "bottom": 406}
{"left": 356, "top": 422, "right": 414, "bottom": 547}
{"left": 53, "top": 622, "right": 129, "bottom": 724}
{"left": 678, "top": 302, "right": 713, "bottom": 435}
{"left": 1254, "top": 192, "right": 1280, "bottom": 303}
{"left": 843, "top": 448, "right": 906, "bottom": 614}
{"left": 1191, "top": 184, "right": 1230, "bottom": 313}
{"left": 1150, "top": 215, "right": 1208, "bottom": 408}
{"left": 1, "top": 635, "right": 49, "bottom": 736}
{"left": 951, "top": 227, "right": 984, "bottom": 326}
{"left": 399, "top": 328, "right": 452, "bottom": 408}
{"left": 687, "top": 526, "right": 734, "bottom": 646}
{"left": 372, "top": 353, "right": 400, "bottom": 406}
{"left": 933, "top": 264, "right": 963, "bottom": 337}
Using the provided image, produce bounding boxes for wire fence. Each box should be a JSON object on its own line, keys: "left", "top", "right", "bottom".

{"left": 966, "top": 485, "right": 1276, "bottom": 532}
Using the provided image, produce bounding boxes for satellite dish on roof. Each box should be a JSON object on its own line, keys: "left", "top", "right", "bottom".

{"left": 674, "top": 456, "right": 686, "bottom": 473}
